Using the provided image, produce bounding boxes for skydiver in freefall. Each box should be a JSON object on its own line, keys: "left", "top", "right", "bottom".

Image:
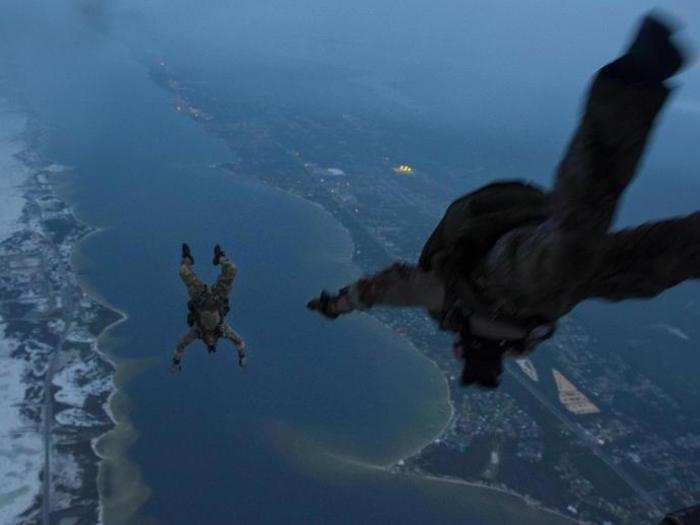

{"left": 308, "top": 13, "right": 697, "bottom": 388}
{"left": 171, "top": 244, "right": 247, "bottom": 373}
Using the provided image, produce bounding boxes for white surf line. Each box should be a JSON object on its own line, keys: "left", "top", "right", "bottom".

{"left": 78, "top": 274, "right": 129, "bottom": 525}
{"left": 651, "top": 323, "right": 690, "bottom": 341}
{"left": 324, "top": 449, "right": 581, "bottom": 524}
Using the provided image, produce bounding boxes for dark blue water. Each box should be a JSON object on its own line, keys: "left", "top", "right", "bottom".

{"left": 6, "top": 1, "right": 699, "bottom": 523}
{"left": 0, "top": 3, "right": 577, "bottom": 524}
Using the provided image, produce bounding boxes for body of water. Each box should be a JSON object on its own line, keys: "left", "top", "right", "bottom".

{"left": 1, "top": 3, "right": 574, "bottom": 523}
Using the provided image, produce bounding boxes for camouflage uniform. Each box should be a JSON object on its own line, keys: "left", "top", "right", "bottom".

{"left": 173, "top": 256, "right": 246, "bottom": 366}
{"left": 310, "top": 16, "right": 696, "bottom": 384}
{"left": 474, "top": 67, "right": 692, "bottom": 322}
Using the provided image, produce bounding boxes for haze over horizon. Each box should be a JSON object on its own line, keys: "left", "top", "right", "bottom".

{"left": 1, "top": 1, "right": 699, "bottom": 524}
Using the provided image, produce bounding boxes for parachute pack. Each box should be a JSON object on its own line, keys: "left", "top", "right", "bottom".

{"left": 187, "top": 293, "right": 231, "bottom": 331}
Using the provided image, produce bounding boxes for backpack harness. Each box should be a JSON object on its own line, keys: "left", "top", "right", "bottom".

{"left": 419, "top": 181, "right": 557, "bottom": 350}
{"left": 187, "top": 292, "right": 231, "bottom": 336}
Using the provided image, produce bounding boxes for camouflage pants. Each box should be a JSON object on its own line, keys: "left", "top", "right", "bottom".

{"left": 174, "top": 257, "right": 245, "bottom": 363}
{"left": 179, "top": 256, "right": 237, "bottom": 301}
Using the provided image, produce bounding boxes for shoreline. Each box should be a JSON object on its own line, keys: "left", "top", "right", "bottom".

{"left": 323, "top": 448, "right": 580, "bottom": 524}
{"left": 149, "top": 66, "right": 583, "bottom": 522}
{"left": 70, "top": 232, "right": 128, "bottom": 523}
{"left": 229, "top": 175, "right": 582, "bottom": 524}
{"left": 0, "top": 101, "right": 140, "bottom": 523}
{"left": 154, "top": 63, "right": 459, "bottom": 472}
{"left": 378, "top": 328, "right": 456, "bottom": 468}
{"left": 28, "top": 126, "right": 150, "bottom": 522}
{"left": 154, "top": 69, "right": 590, "bottom": 517}
{"left": 235, "top": 171, "right": 457, "bottom": 464}
{"left": 69, "top": 212, "right": 152, "bottom": 524}
{"left": 408, "top": 469, "right": 582, "bottom": 524}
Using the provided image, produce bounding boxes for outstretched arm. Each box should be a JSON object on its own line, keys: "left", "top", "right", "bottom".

{"left": 221, "top": 323, "right": 246, "bottom": 366}
{"left": 308, "top": 263, "right": 445, "bottom": 319}
{"left": 171, "top": 328, "right": 199, "bottom": 372}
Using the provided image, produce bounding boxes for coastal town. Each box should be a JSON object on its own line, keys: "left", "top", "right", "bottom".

{"left": 152, "top": 60, "right": 700, "bottom": 524}
{"left": 0, "top": 107, "right": 120, "bottom": 524}
{"left": 3, "top": 4, "right": 699, "bottom": 524}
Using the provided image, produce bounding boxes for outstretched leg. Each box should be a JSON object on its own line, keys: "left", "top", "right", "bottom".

{"left": 586, "top": 213, "right": 700, "bottom": 302}
{"left": 307, "top": 263, "right": 445, "bottom": 318}
{"left": 180, "top": 245, "right": 207, "bottom": 299}
{"left": 211, "top": 245, "right": 238, "bottom": 299}
{"left": 480, "top": 15, "right": 686, "bottom": 317}
{"left": 221, "top": 323, "right": 247, "bottom": 366}
{"left": 550, "top": 14, "right": 680, "bottom": 239}
{"left": 211, "top": 257, "right": 237, "bottom": 299}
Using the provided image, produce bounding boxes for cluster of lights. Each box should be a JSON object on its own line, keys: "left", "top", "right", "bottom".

{"left": 393, "top": 164, "right": 413, "bottom": 174}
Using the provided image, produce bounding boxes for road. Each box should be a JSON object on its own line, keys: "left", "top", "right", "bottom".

{"left": 39, "top": 244, "right": 79, "bottom": 524}
{"left": 506, "top": 364, "right": 662, "bottom": 516}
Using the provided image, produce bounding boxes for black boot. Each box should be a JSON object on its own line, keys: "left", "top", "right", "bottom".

{"left": 213, "top": 244, "right": 226, "bottom": 266}
{"left": 182, "top": 243, "right": 195, "bottom": 265}
{"left": 604, "top": 13, "right": 685, "bottom": 84}
{"left": 459, "top": 335, "right": 507, "bottom": 389}
{"left": 306, "top": 290, "right": 340, "bottom": 319}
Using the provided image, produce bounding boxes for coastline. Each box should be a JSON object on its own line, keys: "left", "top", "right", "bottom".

{"left": 148, "top": 69, "right": 593, "bottom": 521}
{"left": 150, "top": 61, "right": 460, "bottom": 470}
{"left": 68, "top": 203, "right": 152, "bottom": 524}
{"left": 379, "top": 326, "right": 456, "bottom": 468}
{"left": 0, "top": 98, "right": 146, "bottom": 524}
{"left": 218, "top": 169, "right": 575, "bottom": 521}
{"left": 153, "top": 75, "right": 566, "bottom": 515}
{"left": 267, "top": 416, "right": 580, "bottom": 525}
{"left": 208, "top": 139, "right": 585, "bottom": 524}
{"left": 237, "top": 171, "right": 457, "bottom": 464}
{"left": 318, "top": 428, "right": 581, "bottom": 524}
{"left": 407, "top": 469, "right": 582, "bottom": 524}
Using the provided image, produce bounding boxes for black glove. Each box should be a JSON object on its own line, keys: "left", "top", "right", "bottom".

{"left": 170, "top": 357, "right": 182, "bottom": 374}
{"left": 306, "top": 290, "right": 341, "bottom": 319}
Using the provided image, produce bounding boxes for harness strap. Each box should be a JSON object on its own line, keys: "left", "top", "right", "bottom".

{"left": 440, "top": 298, "right": 556, "bottom": 348}
{"left": 187, "top": 296, "right": 230, "bottom": 333}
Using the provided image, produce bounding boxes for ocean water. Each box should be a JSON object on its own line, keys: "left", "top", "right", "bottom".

{"left": 5, "top": 0, "right": 699, "bottom": 522}
{"left": 0, "top": 2, "right": 578, "bottom": 524}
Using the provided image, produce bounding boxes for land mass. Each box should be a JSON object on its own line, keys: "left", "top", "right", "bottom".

{"left": 148, "top": 59, "right": 700, "bottom": 524}
{"left": 0, "top": 99, "right": 122, "bottom": 524}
